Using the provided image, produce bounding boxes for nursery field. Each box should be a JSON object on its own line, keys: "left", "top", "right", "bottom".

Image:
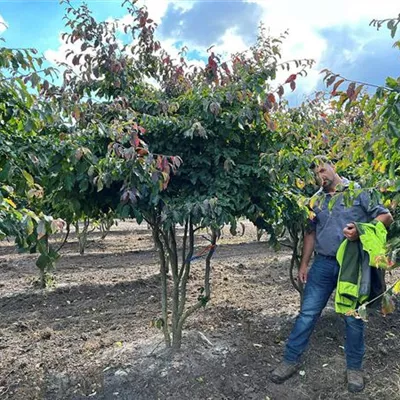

{"left": 1, "top": 221, "right": 399, "bottom": 400}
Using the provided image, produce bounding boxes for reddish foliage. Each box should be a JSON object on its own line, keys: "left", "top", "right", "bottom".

{"left": 285, "top": 74, "right": 297, "bottom": 84}
{"left": 221, "top": 62, "right": 231, "bottom": 76}
{"left": 267, "top": 93, "right": 276, "bottom": 104}
{"left": 346, "top": 82, "right": 356, "bottom": 101}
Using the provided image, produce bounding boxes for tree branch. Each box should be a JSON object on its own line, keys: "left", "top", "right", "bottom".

{"left": 204, "top": 228, "right": 217, "bottom": 299}
{"left": 180, "top": 219, "right": 189, "bottom": 280}
{"left": 178, "top": 218, "right": 194, "bottom": 317}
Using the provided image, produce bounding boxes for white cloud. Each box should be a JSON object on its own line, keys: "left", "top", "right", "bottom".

{"left": 214, "top": 27, "right": 249, "bottom": 57}
{"left": 247, "top": 0, "right": 399, "bottom": 28}
{"left": 133, "top": 0, "right": 194, "bottom": 24}
{"left": 244, "top": 0, "right": 400, "bottom": 96}
{"left": 0, "top": 14, "right": 8, "bottom": 35}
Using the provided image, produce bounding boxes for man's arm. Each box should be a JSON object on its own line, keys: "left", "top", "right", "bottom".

{"left": 298, "top": 230, "right": 316, "bottom": 283}
{"left": 344, "top": 212, "right": 394, "bottom": 240}
{"left": 375, "top": 212, "right": 394, "bottom": 228}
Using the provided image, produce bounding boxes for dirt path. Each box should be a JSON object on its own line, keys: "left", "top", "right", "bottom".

{"left": 0, "top": 221, "right": 399, "bottom": 399}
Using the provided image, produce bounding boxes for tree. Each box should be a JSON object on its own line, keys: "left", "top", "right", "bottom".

{"left": 0, "top": 41, "right": 64, "bottom": 287}
{"left": 290, "top": 15, "right": 400, "bottom": 316}
{"left": 54, "top": 0, "right": 317, "bottom": 348}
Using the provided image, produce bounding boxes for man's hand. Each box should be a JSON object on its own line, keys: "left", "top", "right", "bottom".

{"left": 343, "top": 223, "right": 359, "bottom": 241}
{"left": 298, "top": 264, "right": 308, "bottom": 284}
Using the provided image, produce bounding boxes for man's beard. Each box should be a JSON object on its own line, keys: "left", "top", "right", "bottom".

{"left": 322, "top": 179, "right": 334, "bottom": 191}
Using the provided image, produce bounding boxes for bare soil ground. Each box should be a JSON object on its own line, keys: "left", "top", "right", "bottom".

{"left": 0, "top": 221, "right": 399, "bottom": 400}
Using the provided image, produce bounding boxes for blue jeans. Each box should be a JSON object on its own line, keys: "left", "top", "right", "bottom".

{"left": 284, "top": 255, "right": 365, "bottom": 370}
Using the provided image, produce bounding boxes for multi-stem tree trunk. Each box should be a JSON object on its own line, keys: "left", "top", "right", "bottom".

{"left": 150, "top": 214, "right": 218, "bottom": 349}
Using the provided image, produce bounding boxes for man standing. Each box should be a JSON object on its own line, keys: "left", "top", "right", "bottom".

{"left": 270, "top": 157, "right": 393, "bottom": 392}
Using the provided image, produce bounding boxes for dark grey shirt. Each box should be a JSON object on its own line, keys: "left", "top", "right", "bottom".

{"left": 309, "top": 183, "right": 389, "bottom": 257}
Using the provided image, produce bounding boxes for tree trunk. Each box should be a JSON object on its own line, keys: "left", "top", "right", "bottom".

{"left": 166, "top": 226, "right": 180, "bottom": 348}
{"left": 40, "top": 235, "right": 50, "bottom": 289}
{"left": 40, "top": 269, "right": 46, "bottom": 289}
{"left": 152, "top": 225, "right": 171, "bottom": 347}
{"left": 76, "top": 218, "right": 91, "bottom": 255}
{"left": 288, "top": 228, "right": 304, "bottom": 303}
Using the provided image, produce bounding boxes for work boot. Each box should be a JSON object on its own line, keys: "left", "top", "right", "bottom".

{"left": 270, "top": 360, "right": 301, "bottom": 384}
{"left": 347, "top": 369, "right": 365, "bottom": 393}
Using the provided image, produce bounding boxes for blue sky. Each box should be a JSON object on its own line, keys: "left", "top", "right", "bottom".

{"left": 0, "top": 0, "right": 399, "bottom": 105}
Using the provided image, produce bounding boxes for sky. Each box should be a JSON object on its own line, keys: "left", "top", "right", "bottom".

{"left": 0, "top": 0, "right": 399, "bottom": 106}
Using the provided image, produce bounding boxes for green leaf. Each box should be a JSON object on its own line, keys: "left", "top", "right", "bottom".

{"left": 388, "top": 121, "right": 400, "bottom": 138}
{"left": 36, "top": 254, "right": 51, "bottom": 270}
{"left": 37, "top": 220, "right": 46, "bottom": 239}
{"left": 79, "top": 179, "right": 89, "bottom": 192}
{"left": 23, "top": 216, "right": 34, "bottom": 235}
{"left": 22, "top": 170, "right": 34, "bottom": 187}
{"left": 87, "top": 165, "right": 95, "bottom": 177}
{"left": 24, "top": 118, "right": 34, "bottom": 133}
{"left": 328, "top": 195, "right": 340, "bottom": 212}
{"left": 393, "top": 280, "right": 400, "bottom": 295}
{"left": 386, "top": 77, "right": 399, "bottom": 90}
{"left": 376, "top": 87, "right": 384, "bottom": 99}
{"left": 0, "top": 161, "right": 11, "bottom": 181}
{"left": 64, "top": 175, "right": 75, "bottom": 191}
{"left": 97, "top": 178, "right": 104, "bottom": 192}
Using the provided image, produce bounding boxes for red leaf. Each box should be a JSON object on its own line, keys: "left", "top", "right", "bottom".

{"left": 221, "top": 62, "right": 231, "bottom": 75}
{"left": 290, "top": 80, "right": 296, "bottom": 91}
{"left": 137, "top": 148, "right": 149, "bottom": 156}
{"left": 285, "top": 74, "right": 297, "bottom": 84}
{"left": 208, "top": 56, "right": 218, "bottom": 73}
{"left": 162, "top": 157, "right": 168, "bottom": 170}
{"left": 267, "top": 93, "right": 276, "bottom": 104}
{"left": 157, "top": 155, "right": 163, "bottom": 169}
{"left": 132, "top": 133, "right": 140, "bottom": 147}
{"left": 326, "top": 75, "right": 337, "bottom": 87}
{"left": 72, "top": 55, "right": 80, "bottom": 66}
{"left": 139, "top": 16, "right": 146, "bottom": 27}
{"left": 154, "top": 41, "right": 161, "bottom": 52}
{"left": 346, "top": 82, "right": 356, "bottom": 100}
{"left": 332, "top": 78, "right": 345, "bottom": 94}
